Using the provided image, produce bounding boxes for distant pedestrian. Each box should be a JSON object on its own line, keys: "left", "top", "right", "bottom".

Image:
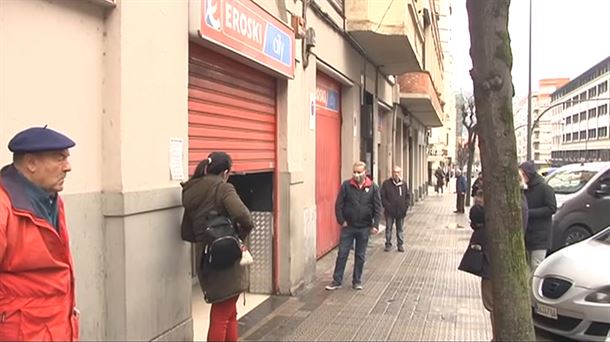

{"left": 454, "top": 169, "right": 467, "bottom": 213}
{"left": 444, "top": 165, "right": 450, "bottom": 188}
{"left": 519, "top": 161, "right": 557, "bottom": 272}
{"left": 380, "top": 166, "right": 410, "bottom": 252}
{"left": 326, "top": 161, "right": 381, "bottom": 291}
{"left": 0, "top": 126, "right": 80, "bottom": 341}
{"left": 471, "top": 172, "right": 483, "bottom": 198}
{"left": 434, "top": 166, "right": 445, "bottom": 194}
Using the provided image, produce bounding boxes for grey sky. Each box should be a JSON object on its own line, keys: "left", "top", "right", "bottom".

{"left": 451, "top": 0, "right": 610, "bottom": 97}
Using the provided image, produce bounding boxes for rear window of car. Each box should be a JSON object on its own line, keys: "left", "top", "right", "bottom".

{"left": 547, "top": 169, "right": 598, "bottom": 194}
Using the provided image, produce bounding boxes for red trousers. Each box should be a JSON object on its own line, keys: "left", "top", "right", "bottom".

{"left": 207, "top": 295, "right": 239, "bottom": 342}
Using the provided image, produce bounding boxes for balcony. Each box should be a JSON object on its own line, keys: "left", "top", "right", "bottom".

{"left": 345, "top": 0, "right": 423, "bottom": 75}
{"left": 398, "top": 72, "right": 443, "bottom": 127}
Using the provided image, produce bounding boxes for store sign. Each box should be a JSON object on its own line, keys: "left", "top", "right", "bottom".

{"left": 200, "top": 0, "right": 295, "bottom": 78}
{"left": 316, "top": 86, "right": 340, "bottom": 112}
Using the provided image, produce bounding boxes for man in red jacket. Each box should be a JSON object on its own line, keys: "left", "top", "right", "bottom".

{"left": 0, "top": 126, "right": 79, "bottom": 341}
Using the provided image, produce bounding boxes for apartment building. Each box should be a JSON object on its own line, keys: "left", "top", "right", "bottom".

{"left": 0, "top": 0, "right": 446, "bottom": 339}
{"left": 428, "top": 0, "right": 456, "bottom": 176}
{"left": 513, "top": 78, "right": 570, "bottom": 165}
{"left": 550, "top": 57, "right": 610, "bottom": 163}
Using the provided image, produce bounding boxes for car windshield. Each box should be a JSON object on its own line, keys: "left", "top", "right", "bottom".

{"left": 546, "top": 169, "right": 597, "bottom": 194}
{"left": 593, "top": 229, "right": 610, "bottom": 245}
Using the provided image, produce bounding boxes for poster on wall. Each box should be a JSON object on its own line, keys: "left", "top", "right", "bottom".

{"left": 169, "top": 138, "right": 185, "bottom": 181}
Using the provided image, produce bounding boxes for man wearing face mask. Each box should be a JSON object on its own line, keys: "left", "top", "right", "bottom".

{"left": 326, "top": 161, "right": 382, "bottom": 291}
{"left": 380, "top": 166, "right": 410, "bottom": 252}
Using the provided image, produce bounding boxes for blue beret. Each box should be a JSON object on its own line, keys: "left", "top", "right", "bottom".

{"left": 8, "top": 126, "right": 75, "bottom": 153}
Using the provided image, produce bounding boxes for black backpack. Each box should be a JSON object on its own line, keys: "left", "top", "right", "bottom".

{"left": 200, "top": 184, "right": 242, "bottom": 270}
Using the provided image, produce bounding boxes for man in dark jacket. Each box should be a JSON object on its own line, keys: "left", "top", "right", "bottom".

{"left": 326, "top": 161, "right": 382, "bottom": 291}
{"left": 519, "top": 161, "right": 557, "bottom": 271}
{"left": 380, "top": 166, "right": 410, "bottom": 252}
{"left": 454, "top": 169, "right": 467, "bottom": 213}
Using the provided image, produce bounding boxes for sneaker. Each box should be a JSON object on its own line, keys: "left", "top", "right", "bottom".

{"left": 353, "top": 283, "right": 363, "bottom": 290}
{"left": 397, "top": 246, "right": 405, "bottom": 252}
{"left": 384, "top": 246, "right": 391, "bottom": 252}
{"left": 325, "top": 282, "right": 342, "bottom": 291}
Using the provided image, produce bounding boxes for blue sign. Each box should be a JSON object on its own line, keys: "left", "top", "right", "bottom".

{"left": 327, "top": 90, "right": 339, "bottom": 111}
{"left": 263, "top": 23, "right": 292, "bottom": 66}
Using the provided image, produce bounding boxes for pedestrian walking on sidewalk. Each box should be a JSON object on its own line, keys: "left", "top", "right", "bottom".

{"left": 454, "top": 169, "right": 467, "bottom": 213}
{"left": 380, "top": 166, "right": 410, "bottom": 252}
{"left": 0, "top": 126, "right": 80, "bottom": 341}
{"left": 434, "top": 165, "right": 445, "bottom": 194}
{"left": 326, "top": 161, "right": 382, "bottom": 291}
{"left": 181, "top": 152, "right": 254, "bottom": 342}
{"left": 519, "top": 161, "right": 556, "bottom": 272}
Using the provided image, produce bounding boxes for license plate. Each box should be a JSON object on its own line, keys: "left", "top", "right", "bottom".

{"left": 535, "top": 303, "right": 558, "bottom": 320}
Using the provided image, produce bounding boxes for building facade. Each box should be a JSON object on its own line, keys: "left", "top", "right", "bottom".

{"left": 0, "top": 0, "right": 446, "bottom": 340}
{"left": 513, "top": 78, "right": 570, "bottom": 165}
{"left": 550, "top": 57, "right": 610, "bottom": 164}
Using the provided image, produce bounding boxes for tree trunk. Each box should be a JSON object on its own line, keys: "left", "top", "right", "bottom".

{"left": 465, "top": 132, "right": 477, "bottom": 207}
{"left": 466, "top": 1, "right": 535, "bottom": 341}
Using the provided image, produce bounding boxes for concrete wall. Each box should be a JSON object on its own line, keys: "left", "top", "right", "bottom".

{"left": 102, "top": 0, "right": 191, "bottom": 340}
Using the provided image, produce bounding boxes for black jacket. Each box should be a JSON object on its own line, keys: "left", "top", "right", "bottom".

{"left": 335, "top": 178, "right": 382, "bottom": 229}
{"left": 523, "top": 174, "right": 557, "bottom": 250}
{"left": 380, "top": 178, "right": 410, "bottom": 218}
{"left": 466, "top": 203, "right": 491, "bottom": 279}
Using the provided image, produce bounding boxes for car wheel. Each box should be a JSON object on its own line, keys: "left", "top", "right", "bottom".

{"left": 563, "top": 225, "right": 591, "bottom": 246}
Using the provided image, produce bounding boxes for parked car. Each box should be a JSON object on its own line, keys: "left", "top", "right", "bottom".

{"left": 532, "top": 226, "right": 610, "bottom": 341}
{"left": 546, "top": 162, "right": 610, "bottom": 252}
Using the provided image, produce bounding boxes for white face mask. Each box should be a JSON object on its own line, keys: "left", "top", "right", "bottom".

{"left": 353, "top": 171, "right": 366, "bottom": 183}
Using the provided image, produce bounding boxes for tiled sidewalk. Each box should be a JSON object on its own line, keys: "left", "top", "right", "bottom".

{"left": 239, "top": 189, "right": 494, "bottom": 341}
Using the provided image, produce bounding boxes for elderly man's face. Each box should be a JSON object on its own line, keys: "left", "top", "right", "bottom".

{"left": 352, "top": 165, "right": 366, "bottom": 184}
{"left": 27, "top": 149, "right": 72, "bottom": 193}
{"left": 392, "top": 167, "right": 402, "bottom": 181}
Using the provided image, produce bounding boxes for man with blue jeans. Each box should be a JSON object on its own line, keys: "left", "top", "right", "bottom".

{"left": 381, "top": 166, "right": 410, "bottom": 252}
{"left": 326, "top": 161, "right": 382, "bottom": 291}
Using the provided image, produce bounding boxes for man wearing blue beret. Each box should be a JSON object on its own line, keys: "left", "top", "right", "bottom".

{"left": 0, "top": 126, "right": 80, "bottom": 341}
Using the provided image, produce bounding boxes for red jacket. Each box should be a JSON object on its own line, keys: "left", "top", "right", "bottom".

{"left": 0, "top": 166, "right": 79, "bottom": 341}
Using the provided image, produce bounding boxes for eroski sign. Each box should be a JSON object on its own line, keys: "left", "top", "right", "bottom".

{"left": 200, "top": 0, "right": 295, "bottom": 78}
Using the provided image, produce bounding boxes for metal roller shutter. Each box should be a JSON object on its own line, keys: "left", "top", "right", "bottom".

{"left": 316, "top": 72, "right": 342, "bottom": 258}
{"left": 188, "top": 43, "right": 277, "bottom": 174}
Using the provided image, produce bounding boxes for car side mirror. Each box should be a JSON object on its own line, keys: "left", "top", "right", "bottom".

{"left": 595, "top": 183, "right": 610, "bottom": 197}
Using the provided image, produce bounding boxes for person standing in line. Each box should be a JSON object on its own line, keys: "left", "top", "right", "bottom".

{"left": 455, "top": 169, "right": 467, "bottom": 214}
{"left": 519, "top": 161, "right": 557, "bottom": 272}
{"left": 181, "top": 152, "right": 254, "bottom": 342}
{"left": 325, "top": 161, "right": 382, "bottom": 291}
{"left": 380, "top": 166, "right": 410, "bottom": 252}
{"left": 0, "top": 126, "right": 80, "bottom": 341}
{"left": 471, "top": 172, "right": 483, "bottom": 198}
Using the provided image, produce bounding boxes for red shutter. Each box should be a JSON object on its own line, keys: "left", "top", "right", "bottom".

{"left": 316, "top": 73, "right": 342, "bottom": 258}
{"left": 188, "top": 43, "right": 277, "bottom": 174}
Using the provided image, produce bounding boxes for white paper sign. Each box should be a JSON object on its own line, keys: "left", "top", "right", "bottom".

{"left": 169, "top": 138, "right": 185, "bottom": 181}
{"left": 309, "top": 92, "right": 316, "bottom": 130}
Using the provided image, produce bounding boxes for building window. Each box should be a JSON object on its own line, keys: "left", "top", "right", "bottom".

{"left": 565, "top": 133, "right": 572, "bottom": 142}
{"left": 534, "top": 142, "right": 540, "bottom": 150}
{"left": 599, "top": 104, "right": 608, "bottom": 116}
{"left": 573, "top": 132, "right": 579, "bottom": 141}
{"left": 599, "top": 81, "right": 608, "bottom": 94}
{"left": 598, "top": 126, "right": 608, "bottom": 138}
{"left": 534, "top": 152, "right": 540, "bottom": 160}
{"left": 589, "top": 108, "right": 597, "bottom": 118}
{"left": 589, "top": 87, "right": 598, "bottom": 98}
{"left": 566, "top": 116, "right": 572, "bottom": 124}
{"left": 565, "top": 101, "right": 571, "bottom": 109}
{"left": 572, "top": 96, "right": 579, "bottom": 105}
{"left": 589, "top": 128, "right": 597, "bottom": 139}
{"left": 573, "top": 114, "right": 579, "bottom": 123}
{"left": 580, "top": 111, "right": 587, "bottom": 121}
{"left": 580, "top": 92, "right": 587, "bottom": 101}
{"left": 580, "top": 130, "right": 587, "bottom": 140}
